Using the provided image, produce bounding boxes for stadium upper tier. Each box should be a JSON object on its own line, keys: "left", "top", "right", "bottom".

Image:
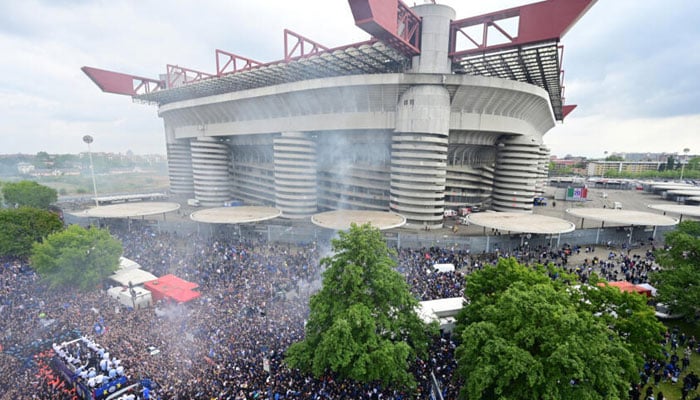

{"left": 131, "top": 40, "right": 566, "bottom": 121}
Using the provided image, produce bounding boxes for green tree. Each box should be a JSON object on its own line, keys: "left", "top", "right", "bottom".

{"left": 575, "top": 278, "right": 665, "bottom": 363}
{"left": 688, "top": 156, "right": 700, "bottom": 171}
{"left": 454, "top": 258, "right": 642, "bottom": 400}
{"left": 666, "top": 156, "right": 675, "bottom": 171}
{"left": 2, "top": 180, "right": 57, "bottom": 209}
{"left": 0, "top": 207, "right": 64, "bottom": 258}
{"left": 285, "top": 223, "right": 435, "bottom": 389}
{"left": 650, "top": 220, "right": 700, "bottom": 323}
{"left": 30, "top": 225, "right": 122, "bottom": 291}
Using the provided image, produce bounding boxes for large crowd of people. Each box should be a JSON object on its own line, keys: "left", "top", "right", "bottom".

{"left": 0, "top": 224, "right": 697, "bottom": 399}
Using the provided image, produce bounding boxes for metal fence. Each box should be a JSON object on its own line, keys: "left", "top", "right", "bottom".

{"left": 66, "top": 213, "right": 675, "bottom": 253}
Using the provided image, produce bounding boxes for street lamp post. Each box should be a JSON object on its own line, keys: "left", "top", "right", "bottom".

{"left": 602, "top": 151, "right": 608, "bottom": 188}
{"left": 82, "top": 135, "right": 99, "bottom": 207}
{"left": 680, "top": 147, "right": 690, "bottom": 181}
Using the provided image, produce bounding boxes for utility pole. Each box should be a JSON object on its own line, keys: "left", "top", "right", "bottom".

{"left": 83, "top": 135, "right": 99, "bottom": 207}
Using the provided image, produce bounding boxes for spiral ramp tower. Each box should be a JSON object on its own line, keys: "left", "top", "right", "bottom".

{"left": 535, "top": 145, "right": 550, "bottom": 196}
{"left": 273, "top": 132, "right": 318, "bottom": 219}
{"left": 390, "top": 85, "right": 451, "bottom": 230}
{"left": 165, "top": 138, "right": 194, "bottom": 196}
{"left": 492, "top": 136, "right": 544, "bottom": 212}
{"left": 190, "top": 137, "right": 232, "bottom": 207}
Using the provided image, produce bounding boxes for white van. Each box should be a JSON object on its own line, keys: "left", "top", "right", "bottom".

{"left": 613, "top": 201, "right": 622, "bottom": 210}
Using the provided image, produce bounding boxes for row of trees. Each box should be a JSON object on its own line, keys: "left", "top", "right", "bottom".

{"left": 287, "top": 222, "right": 699, "bottom": 398}
{"left": 549, "top": 156, "right": 700, "bottom": 179}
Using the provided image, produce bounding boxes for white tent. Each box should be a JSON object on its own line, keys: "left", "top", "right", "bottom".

{"left": 110, "top": 268, "right": 157, "bottom": 287}
{"left": 637, "top": 283, "right": 657, "bottom": 297}
{"left": 417, "top": 297, "right": 465, "bottom": 333}
{"left": 118, "top": 256, "right": 142, "bottom": 271}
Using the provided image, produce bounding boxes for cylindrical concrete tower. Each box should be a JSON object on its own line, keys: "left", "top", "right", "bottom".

{"left": 535, "top": 145, "right": 550, "bottom": 197}
{"left": 164, "top": 123, "right": 194, "bottom": 197}
{"left": 391, "top": 3, "right": 454, "bottom": 229}
{"left": 165, "top": 138, "right": 194, "bottom": 196}
{"left": 391, "top": 86, "right": 451, "bottom": 229}
{"left": 190, "top": 137, "right": 232, "bottom": 206}
{"left": 492, "top": 135, "right": 543, "bottom": 212}
{"left": 273, "top": 132, "right": 318, "bottom": 218}
{"left": 410, "top": 3, "right": 455, "bottom": 74}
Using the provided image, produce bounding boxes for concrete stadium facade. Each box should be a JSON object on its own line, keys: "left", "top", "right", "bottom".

{"left": 88, "top": 2, "right": 586, "bottom": 230}
{"left": 161, "top": 71, "right": 554, "bottom": 230}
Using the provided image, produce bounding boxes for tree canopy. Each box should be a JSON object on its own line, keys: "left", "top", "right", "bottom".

{"left": 285, "top": 223, "right": 435, "bottom": 389}
{"left": 30, "top": 224, "right": 122, "bottom": 291}
{"left": 2, "top": 180, "right": 57, "bottom": 209}
{"left": 0, "top": 207, "right": 64, "bottom": 258}
{"left": 454, "top": 258, "right": 659, "bottom": 400}
{"left": 651, "top": 220, "right": 700, "bottom": 323}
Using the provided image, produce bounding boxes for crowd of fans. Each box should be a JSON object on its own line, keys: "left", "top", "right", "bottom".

{"left": 0, "top": 224, "right": 697, "bottom": 399}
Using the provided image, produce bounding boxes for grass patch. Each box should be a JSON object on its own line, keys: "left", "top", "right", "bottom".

{"left": 638, "top": 321, "right": 700, "bottom": 400}
{"left": 37, "top": 172, "right": 169, "bottom": 197}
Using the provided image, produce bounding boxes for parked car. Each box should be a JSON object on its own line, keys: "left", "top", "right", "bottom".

{"left": 533, "top": 197, "right": 547, "bottom": 206}
{"left": 468, "top": 204, "right": 483, "bottom": 213}
{"left": 654, "top": 303, "right": 682, "bottom": 320}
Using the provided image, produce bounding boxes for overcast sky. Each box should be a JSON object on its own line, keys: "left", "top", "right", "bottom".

{"left": 1, "top": 0, "right": 698, "bottom": 158}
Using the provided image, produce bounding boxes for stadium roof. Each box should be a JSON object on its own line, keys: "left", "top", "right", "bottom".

{"left": 453, "top": 41, "right": 565, "bottom": 120}
{"left": 84, "top": 1, "right": 596, "bottom": 122}
{"left": 134, "top": 41, "right": 409, "bottom": 105}
{"left": 132, "top": 40, "right": 567, "bottom": 120}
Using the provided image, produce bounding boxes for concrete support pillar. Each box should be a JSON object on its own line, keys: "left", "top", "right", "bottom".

{"left": 410, "top": 3, "right": 455, "bottom": 74}
{"left": 391, "top": 85, "right": 450, "bottom": 230}
{"left": 274, "top": 132, "right": 318, "bottom": 219}
{"left": 190, "top": 137, "right": 231, "bottom": 207}
{"left": 492, "top": 136, "right": 542, "bottom": 212}
{"left": 165, "top": 138, "right": 194, "bottom": 196}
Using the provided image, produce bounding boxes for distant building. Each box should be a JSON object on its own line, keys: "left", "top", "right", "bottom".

{"left": 17, "top": 162, "right": 35, "bottom": 174}
{"left": 587, "top": 161, "right": 664, "bottom": 176}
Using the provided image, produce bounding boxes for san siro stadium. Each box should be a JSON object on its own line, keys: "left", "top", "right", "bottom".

{"left": 83, "top": 0, "right": 596, "bottom": 230}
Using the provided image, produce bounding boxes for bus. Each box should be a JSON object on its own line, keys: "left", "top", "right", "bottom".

{"left": 51, "top": 337, "right": 144, "bottom": 400}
